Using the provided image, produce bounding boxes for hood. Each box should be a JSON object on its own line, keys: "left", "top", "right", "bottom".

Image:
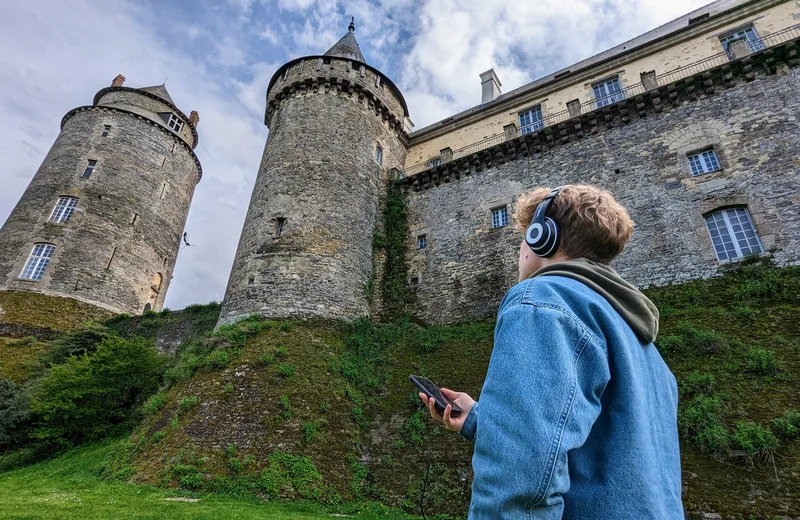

{"left": 532, "top": 258, "right": 660, "bottom": 344}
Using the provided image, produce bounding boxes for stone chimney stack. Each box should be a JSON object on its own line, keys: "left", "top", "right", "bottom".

{"left": 480, "top": 69, "right": 502, "bottom": 104}
{"left": 189, "top": 110, "right": 200, "bottom": 127}
{"left": 111, "top": 74, "right": 126, "bottom": 87}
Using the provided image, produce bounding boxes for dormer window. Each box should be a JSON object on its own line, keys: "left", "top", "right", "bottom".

{"left": 158, "top": 113, "right": 184, "bottom": 133}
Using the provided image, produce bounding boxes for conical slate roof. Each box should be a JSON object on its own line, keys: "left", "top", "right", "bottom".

{"left": 323, "top": 18, "right": 365, "bottom": 63}
{"left": 139, "top": 84, "right": 175, "bottom": 105}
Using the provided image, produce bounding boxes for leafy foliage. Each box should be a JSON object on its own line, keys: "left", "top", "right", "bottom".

{"left": 142, "top": 392, "right": 167, "bottom": 415}
{"left": 731, "top": 421, "right": 779, "bottom": 459}
{"left": 29, "top": 336, "right": 166, "bottom": 447}
{"left": 772, "top": 410, "right": 800, "bottom": 439}
{"left": 0, "top": 378, "right": 33, "bottom": 453}
{"left": 679, "top": 395, "right": 729, "bottom": 454}
{"left": 744, "top": 347, "right": 780, "bottom": 376}
{"left": 379, "top": 181, "right": 412, "bottom": 319}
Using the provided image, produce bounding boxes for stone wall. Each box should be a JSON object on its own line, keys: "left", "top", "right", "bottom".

{"left": 0, "top": 98, "right": 200, "bottom": 314}
{"left": 218, "top": 57, "right": 408, "bottom": 325}
{"left": 405, "top": 64, "right": 800, "bottom": 323}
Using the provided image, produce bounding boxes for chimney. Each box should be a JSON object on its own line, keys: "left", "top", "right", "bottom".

{"left": 189, "top": 111, "right": 200, "bottom": 127}
{"left": 111, "top": 74, "right": 126, "bottom": 87}
{"left": 480, "top": 69, "right": 502, "bottom": 104}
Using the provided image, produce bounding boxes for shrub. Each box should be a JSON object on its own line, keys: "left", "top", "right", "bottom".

{"left": 179, "top": 471, "right": 206, "bottom": 490}
{"left": 735, "top": 263, "right": 781, "bottom": 301}
{"left": 352, "top": 406, "right": 367, "bottom": 429}
{"left": 744, "top": 347, "right": 780, "bottom": 376}
{"left": 257, "top": 451, "right": 323, "bottom": 500}
{"left": 772, "top": 410, "right": 800, "bottom": 439}
{"left": 275, "top": 346, "right": 288, "bottom": 358}
{"left": 279, "top": 395, "right": 292, "bottom": 420}
{"left": 278, "top": 363, "right": 297, "bottom": 378}
{"left": 302, "top": 422, "right": 319, "bottom": 444}
{"left": 679, "top": 372, "right": 714, "bottom": 397}
{"left": 170, "top": 415, "right": 179, "bottom": 430}
{"left": 0, "top": 378, "right": 33, "bottom": 452}
{"left": 29, "top": 336, "right": 165, "bottom": 447}
{"left": 142, "top": 392, "right": 167, "bottom": 415}
{"left": 178, "top": 396, "right": 200, "bottom": 412}
{"left": 151, "top": 431, "right": 166, "bottom": 443}
{"left": 731, "top": 421, "right": 779, "bottom": 459}
{"left": 679, "top": 395, "right": 729, "bottom": 454}
{"left": 675, "top": 321, "right": 728, "bottom": 354}
{"left": 260, "top": 353, "right": 275, "bottom": 365}
{"left": 44, "top": 321, "right": 116, "bottom": 366}
{"left": 202, "top": 349, "right": 230, "bottom": 370}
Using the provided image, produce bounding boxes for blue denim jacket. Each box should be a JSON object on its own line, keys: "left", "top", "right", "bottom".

{"left": 460, "top": 274, "right": 682, "bottom": 519}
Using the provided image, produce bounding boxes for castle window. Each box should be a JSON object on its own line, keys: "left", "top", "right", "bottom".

{"left": 20, "top": 244, "right": 55, "bottom": 281}
{"left": 323, "top": 57, "right": 332, "bottom": 65}
{"left": 101, "top": 125, "right": 111, "bottom": 137}
{"left": 688, "top": 149, "right": 721, "bottom": 176}
{"left": 375, "top": 145, "right": 383, "bottom": 165}
{"left": 592, "top": 76, "right": 624, "bottom": 108}
{"left": 428, "top": 157, "right": 442, "bottom": 168}
{"left": 519, "top": 106, "right": 544, "bottom": 135}
{"left": 720, "top": 26, "right": 764, "bottom": 58}
{"left": 417, "top": 235, "right": 427, "bottom": 249}
{"left": 704, "top": 207, "right": 763, "bottom": 261}
{"left": 275, "top": 217, "right": 286, "bottom": 237}
{"left": 491, "top": 207, "right": 509, "bottom": 229}
{"left": 81, "top": 160, "right": 97, "bottom": 178}
{"left": 49, "top": 197, "right": 78, "bottom": 224}
{"left": 167, "top": 114, "right": 184, "bottom": 133}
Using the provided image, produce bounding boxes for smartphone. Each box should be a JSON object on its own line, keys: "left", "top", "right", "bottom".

{"left": 409, "top": 375, "right": 462, "bottom": 417}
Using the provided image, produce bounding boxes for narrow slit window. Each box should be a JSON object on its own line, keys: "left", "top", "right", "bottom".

{"left": 20, "top": 244, "right": 55, "bottom": 280}
{"left": 275, "top": 217, "right": 286, "bottom": 237}
{"left": 106, "top": 247, "right": 117, "bottom": 270}
{"left": 49, "top": 197, "right": 78, "bottom": 224}
{"left": 704, "top": 207, "right": 763, "bottom": 261}
{"left": 101, "top": 125, "right": 111, "bottom": 137}
{"left": 688, "top": 149, "right": 721, "bottom": 176}
{"left": 131, "top": 213, "right": 139, "bottom": 225}
{"left": 417, "top": 235, "right": 427, "bottom": 249}
{"left": 375, "top": 145, "right": 383, "bottom": 166}
{"left": 81, "top": 160, "right": 97, "bottom": 178}
{"left": 160, "top": 183, "right": 167, "bottom": 199}
{"left": 491, "top": 207, "right": 509, "bottom": 229}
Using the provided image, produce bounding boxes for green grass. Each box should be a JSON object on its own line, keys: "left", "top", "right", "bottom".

{"left": 0, "top": 440, "right": 375, "bottom": 519}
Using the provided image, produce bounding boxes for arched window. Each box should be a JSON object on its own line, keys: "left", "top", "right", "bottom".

{"left": 704, "top": 207, "right": 763, "bottom": 261}
{"left": 375, "top": 145, "right": 383, "bottom": 166}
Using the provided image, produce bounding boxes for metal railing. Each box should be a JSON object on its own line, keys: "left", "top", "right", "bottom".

{"left": 402, "top": 24, "right": 800, "bottom": 178}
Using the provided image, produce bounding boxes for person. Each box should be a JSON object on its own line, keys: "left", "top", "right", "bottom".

{"left": 419, "top": 185, "right": 683, "bottom": 519}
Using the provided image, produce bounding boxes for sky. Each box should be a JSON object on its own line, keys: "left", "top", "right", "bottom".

{"left": 0, "top": 0, "right": 711, "bottom": 310}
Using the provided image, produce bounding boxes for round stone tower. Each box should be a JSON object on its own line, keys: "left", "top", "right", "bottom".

{"left": 0, "top": 74, "right": 202, "bottom": 314}
{"left": 218, "top": 20, "right": 409, "bottom": 325}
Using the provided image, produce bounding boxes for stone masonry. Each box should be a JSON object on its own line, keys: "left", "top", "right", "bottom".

{"left": 0, "top": 78, "right": 201, "bottom": 314}
{"left": 405, "top": 56, "right": 800, "bottom": 323}
{"left": 217, "top": 27, "right": 409, "bottom": 325}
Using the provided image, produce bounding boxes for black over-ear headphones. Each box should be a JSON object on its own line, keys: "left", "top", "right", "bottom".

{"left": 525, "top": 187, "right": 563, "bottom": 258}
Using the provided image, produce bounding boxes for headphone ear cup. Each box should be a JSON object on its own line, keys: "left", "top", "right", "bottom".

{"left": 538, "top": 217, "right": 561, "bottom": 258}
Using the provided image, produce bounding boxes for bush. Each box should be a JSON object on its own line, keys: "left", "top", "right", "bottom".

{"left": 142, "top": 392, "right": 167, "bottom": 415}
{"left": 772, "top": 410, "right": 800, "bottom": 439}
{"left": 679, "top": 395, "right": 729, "bottom": 454}
{"left": 679, "top": 372, "right": 714, "bottom": 397}
{"left": 731, "top": 421, "right": 779, "bottom": 458}
{"left": 44, "top": 321, "right": 116, "bottom": 366}
{"left": 675, "top": 321, "right": 728, "bottom": 354}
{"left": 178, "top": 396, "right": 200, "bottom": 412}
{"left": 0, "top": 378, "right": 33, "bottom": 452}
{"left": 29, "top": 336, "right": 165, "bottom": 447}
{"left": 744, "top": 347, "right": 780, "bottom": 376}
{"left": 257, "top": 451, "right": 323, "bottom": 500}
{"left": 275, "top": 346, "right": 288, "bottom": 358}
{"left": 735, "top": 263, "right": 781, "bottom": 301}
{"left": 260, "top": 353, "right": 275, "bottom": 365}
{"left": 302, "top": 422, "right": 319, "bottom": 444}
{"left": 202, "top": 349, "right": 230, "bottom": 370}
{"left": 279, "top": 395, "right": 291, "bottom": 420}
{"left": 278, "top": 363, "right": 297, "bottom": 378}
{"left": 151, "top": 431, "right": 166, "bottom": 443}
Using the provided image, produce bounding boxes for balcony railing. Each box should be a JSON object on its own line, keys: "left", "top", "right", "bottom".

{"left": 401, "top": 24, "right": 800, "bottom": 178}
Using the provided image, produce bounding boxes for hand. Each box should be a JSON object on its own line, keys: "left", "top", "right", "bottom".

{"left": 418, "top": 388, "right": 475, "bottom": 433}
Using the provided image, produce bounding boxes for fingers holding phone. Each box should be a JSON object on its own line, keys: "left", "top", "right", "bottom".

{"left": 411, "top": 374, "right": 475, "bottom": 433}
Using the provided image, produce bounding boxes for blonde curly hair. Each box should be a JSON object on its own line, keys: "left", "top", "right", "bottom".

{"left": 512, "top": 185, "right": 634, "bottom": 264}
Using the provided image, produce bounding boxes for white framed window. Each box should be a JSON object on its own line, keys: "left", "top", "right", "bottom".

{"left": 167, "top": 114, "right": 184, "bottom": 133}
{"left": 101, "top": 125, "right": 111, "bottom": 137}
{"left": 491, "top": 207, "right": 509, "bottom": 229}
{"left": 376, "top": 145, "right": 383, "bottom": 166}
{"left": 49, "top": 197, "right": 78, "bottom": 224}
{"left": 592, "top": 76, "right": 624, "bottom": 108}
{"left": 704, "top": 207, "right": 763, "bottom": 261}
{"left": 20, "top": 244, "right": 55, "bottom": 280}
{"left": 720, "top": 26, "right": 764, "bottom": 58}
{"left": 688, "top": 149, "right": 721, "bottom": 176}
{"left": 417, "top": 235, "right": 427, "bottom": 249}
{"left": 81, "top": 160, "right": 97, "bottom": 178}
{"left": 519, "top": 106, "right": 544, "bottom": 135}
{"left": 428, "top": 157, "right": 442, "bottom": 168}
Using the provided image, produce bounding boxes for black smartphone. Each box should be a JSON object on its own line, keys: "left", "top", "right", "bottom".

{"left": 409, "top": 375, "right": 463, "bottom": 417}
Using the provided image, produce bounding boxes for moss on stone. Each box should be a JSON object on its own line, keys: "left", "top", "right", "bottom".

{"left": 0, "top": 290, "right": 112, "bottom": 334}
{"left": 0, "top": 336, "right": 48, "bottom": 384}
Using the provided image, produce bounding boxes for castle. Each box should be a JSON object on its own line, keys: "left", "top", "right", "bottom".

{"left": 2, "top": 0, "right": 800, "bottom": 325}
{"left": 0, "top": 76, "right": 201, "bottom": 314}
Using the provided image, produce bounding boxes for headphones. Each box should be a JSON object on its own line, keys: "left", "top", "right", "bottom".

{"left": 525, "top": 187, "right": 563, "bottom": 258}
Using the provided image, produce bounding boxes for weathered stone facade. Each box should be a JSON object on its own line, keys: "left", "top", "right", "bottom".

{"left": 218, "top": 37, "right": 409, "bottom": 325}
{"left": 0, "top": 79, "right": 201, "bottom": 314}
{"left": 405, "top": 57, "right": 800, "bottom": 323}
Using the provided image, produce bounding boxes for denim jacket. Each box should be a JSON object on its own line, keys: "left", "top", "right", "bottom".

{"left": 460, "top": 268, "right": 682, "bottom": 519}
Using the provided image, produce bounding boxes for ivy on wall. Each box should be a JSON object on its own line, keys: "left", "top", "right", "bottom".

{"left": 377, "top": 180, "right": 412, "bottom": 321}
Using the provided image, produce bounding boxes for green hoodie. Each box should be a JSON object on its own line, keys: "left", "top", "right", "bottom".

{"left": 532, "top": 258, "right": 660, "bottom": 344}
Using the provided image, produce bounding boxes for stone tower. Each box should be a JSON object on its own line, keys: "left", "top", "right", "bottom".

{"left": 0, "top": 75, "right": 202, "bottom": 314}
{"left": 218, "top": 20, "right": 409, "bottom": 325}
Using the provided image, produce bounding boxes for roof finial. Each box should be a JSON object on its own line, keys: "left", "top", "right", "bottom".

{"left": 348, "top": 17, "right": 355, "bottom": 32}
